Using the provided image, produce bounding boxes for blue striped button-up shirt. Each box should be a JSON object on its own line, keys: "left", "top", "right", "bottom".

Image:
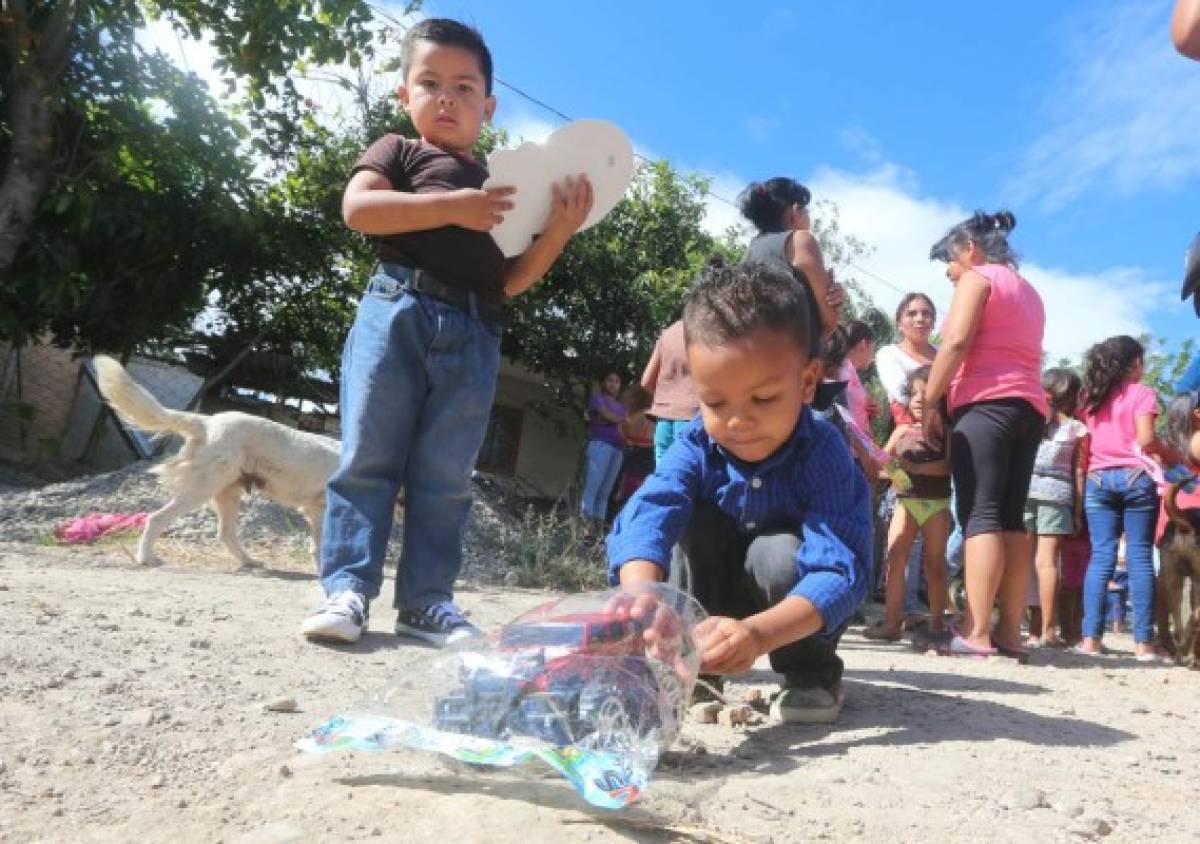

{"left": 606, "top": 408, "right": 873, "bottom": 640}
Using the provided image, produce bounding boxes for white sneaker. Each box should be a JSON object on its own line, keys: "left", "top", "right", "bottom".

{"left": 301, "top": 591, "right": 368, "bottom": 643}
{"left": 771, "top": 683, "right": 844, "bottom": 724}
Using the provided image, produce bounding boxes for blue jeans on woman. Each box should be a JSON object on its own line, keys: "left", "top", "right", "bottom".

{"left": 1082, "top": 467, "right": 1159, "bottom": 644}
{"left": 320, "top": 269, "right": 501, "bottom": 610}
{"left": 581, "top": 439, "right": 624, "bottom": 521}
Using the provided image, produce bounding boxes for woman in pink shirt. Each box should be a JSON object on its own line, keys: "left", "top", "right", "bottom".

{"left": 1076, "top": 336, "right": 1170, "bottom": 660}
{"left": 925, "top": 211, "right": 1047, "bottom": 659}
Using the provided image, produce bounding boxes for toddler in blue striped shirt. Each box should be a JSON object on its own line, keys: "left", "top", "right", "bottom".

{"left": 607, "top": 257, "right": 873, "bottom": 724}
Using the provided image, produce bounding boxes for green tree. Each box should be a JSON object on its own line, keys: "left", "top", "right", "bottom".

{"left": 1142, "top": 335, "right": 1195, "bottom": 400}
{"left": 0, "top": 0, "right": 385, "bottom": 309}
{"left": 503, "top": 161, "right": 717, "bottom": 416}
{"left": 4, "top": 42, "right": 257, "bottom": 350}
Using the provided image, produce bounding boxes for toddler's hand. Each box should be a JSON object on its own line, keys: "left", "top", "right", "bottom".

{"left": 606, "top": 587, "right": 683, "bottom": 660}
{"left": 451, "top": 186, "right": 516, "bottom": 231}
{"left": 695, "top": 616, "right": 762, "bottom": 675}
{"left": 544, "top": 174, "right": 594, "bottom": 237}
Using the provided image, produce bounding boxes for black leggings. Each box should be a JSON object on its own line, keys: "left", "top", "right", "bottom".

{"left": 951, "top": 399, "right": 1045, "bottom": 538}
{"left": 670, "top": 501, "right": 844, "bottom": 691}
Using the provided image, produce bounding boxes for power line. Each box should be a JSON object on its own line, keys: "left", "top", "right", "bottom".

{"left": 495, "top": 79, "right": 908, "bottom": 296}
{"left": 370, "top": 8, "right": 910, "bottom": 297}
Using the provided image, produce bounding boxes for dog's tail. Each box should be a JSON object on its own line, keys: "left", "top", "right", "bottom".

{"left": 93, "top": 356, "right": 206, "bottom": 447}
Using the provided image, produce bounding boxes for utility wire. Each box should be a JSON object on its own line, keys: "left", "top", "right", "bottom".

{"left": 493, "top": 79, "right": 907, "bottom": 295}
{"left": 369, "top": 6, "right": 911, "bottom": 296}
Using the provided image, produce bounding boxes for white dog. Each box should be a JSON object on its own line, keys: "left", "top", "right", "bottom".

{"left": 93, "top": 356, "right": 340, "bottom": 568}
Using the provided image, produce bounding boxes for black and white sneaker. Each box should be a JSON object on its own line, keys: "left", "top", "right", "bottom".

{"left": 395, "top": 601, "right": 481, "bottom": 646}
{"left": 301, "top": 591, "right": 368, "bottom": 643}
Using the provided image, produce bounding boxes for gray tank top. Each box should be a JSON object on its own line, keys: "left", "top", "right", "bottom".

{"left": 745, "top": 232, "right": 822, "bottom": 356}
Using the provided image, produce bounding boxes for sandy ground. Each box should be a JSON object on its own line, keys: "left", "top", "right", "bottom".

{"left": 1, "top": 540, "right": 1197, "bottom": 844}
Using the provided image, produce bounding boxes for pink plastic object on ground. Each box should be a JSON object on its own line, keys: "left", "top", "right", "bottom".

{"left": 56, "top": 513, "right": 148, "bottom": 544}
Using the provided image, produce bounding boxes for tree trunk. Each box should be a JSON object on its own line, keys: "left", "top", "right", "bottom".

{"left": 0, "top": 0, "right": 82, "bottom": 286}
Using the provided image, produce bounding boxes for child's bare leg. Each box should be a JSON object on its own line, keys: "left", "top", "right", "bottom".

{"left": 879, "top": 506, "right": 919, "bottom": 636}
{"left": 920, "top": 510, "right": 951, "bottom": 634}
{"left": 1024, "top": 532, "right": 1040, "bottom": 643}
{"left": 1066, "top": 588, "right": 1084, "bottom": 644}
{"left": 1035, "top": 535, "right": 1064, "bottom": 643}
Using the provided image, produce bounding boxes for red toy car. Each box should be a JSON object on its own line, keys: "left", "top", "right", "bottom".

{"left": 434, "top": 612, "right": 674, "bottom": 749}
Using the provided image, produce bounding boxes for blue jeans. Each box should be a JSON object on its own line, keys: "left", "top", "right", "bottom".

{"left": 581, "top": 440, "right": 623, "bottom": 521}
{"left": 1104, "top": 569, "right": 1129, "bottom": 629}
{"left": 1082, "top": 468, "right": 1159, "bottom": 643}
{"left": 320, "top": 270, "right": 501, "bottom": 610}
{"left": 653, "top": 418, "right": 692, "bottom": 463}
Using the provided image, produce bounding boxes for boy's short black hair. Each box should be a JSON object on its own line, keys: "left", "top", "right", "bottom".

{"left": 401, "top": 18, "right": 494, "bottom": 95}
{"left": 682, "top": 257, "right": 816, "bottom": 358}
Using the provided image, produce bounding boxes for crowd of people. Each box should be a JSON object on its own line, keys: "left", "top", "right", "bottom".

{"left": 298, "top": 16, "right": 1197, "bottom": 730}
{"left": 593, "top": 173, "right": 1200, "bottom": 718}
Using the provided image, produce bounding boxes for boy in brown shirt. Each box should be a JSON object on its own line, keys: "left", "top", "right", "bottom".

{"left": 303, "top": 18, "right": 592, "bottom": 645}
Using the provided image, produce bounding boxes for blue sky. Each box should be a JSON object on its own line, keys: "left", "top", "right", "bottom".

{"left": 421, "top": 0, "right": 1199, "bottom": 361}
{"left": 147, "top": 1, "right": 1200, "bottom": 362}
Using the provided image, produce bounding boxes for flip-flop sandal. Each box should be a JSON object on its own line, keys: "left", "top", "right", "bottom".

{"left": 1070, "top": 644, "right": 1107, "bottom": 657}
{"left": 940, "top": 635, "right": 997, "bottom": 659}
{"left": 1135, "top": 652, "right": 1168, "bottom": 664}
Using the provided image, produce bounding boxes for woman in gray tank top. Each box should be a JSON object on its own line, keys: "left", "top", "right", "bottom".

{"left": 739, "top": 178, "right": 843, "bottom": 355}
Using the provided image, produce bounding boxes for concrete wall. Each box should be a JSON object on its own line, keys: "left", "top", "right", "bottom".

{"left": 0, "top": 343, "right": 584, "bottom": 500}
{"left": 0, "top": 341, "right": 81, "bottom": 462}
{"left": 491, "top": 359, "right": 585, "bottom": 500}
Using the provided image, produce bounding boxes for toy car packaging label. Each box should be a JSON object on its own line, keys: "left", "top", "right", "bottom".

{"left": 297, "top": 584, "right": 706, "bottom": 809}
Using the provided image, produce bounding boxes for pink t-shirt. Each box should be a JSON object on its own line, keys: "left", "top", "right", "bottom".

{"left": 840, "top": 360, "right": 871, "bottom": 436}
{"left": 1083, "top": 382, "right": 1159, "bottom": 471}
{"left": 946, "top": 264, "right": 1048, "bottom": 418}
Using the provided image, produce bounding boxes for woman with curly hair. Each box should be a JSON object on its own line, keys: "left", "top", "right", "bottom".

{"left": 1076, "top": 336, "right": 1172, "bottom": 660}
{"left": 925, "top": 211, "right": 1047, "bottom": 659}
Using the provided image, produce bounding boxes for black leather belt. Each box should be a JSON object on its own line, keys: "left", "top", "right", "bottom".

{"left": 379, "top": 262, "right": 504, "bottom": 330}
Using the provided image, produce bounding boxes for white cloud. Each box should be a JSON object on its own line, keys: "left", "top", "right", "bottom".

{"left": 1008, "top": 1, "right": 1200, "bottom": 210}
{"left": 496, "top": 112, "right": 558, "bottom": 146}
{"left": 690, "top": 170, "right": 752, "bottom": 241}
{"left": 808, "top": 163, "right": 1170, "bottom": 362}
{"left": 745, "top": 116, "right": 779, "bottom": 142}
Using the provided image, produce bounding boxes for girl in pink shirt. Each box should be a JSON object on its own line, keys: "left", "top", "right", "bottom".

{"left": 925, "top": 211, "right": 1046, "bottom": 660}
{"left": 1076, "top": 336, "right": 1171, "bottom": 660}
{"left": 842, "top": 319, "right": 878, "bottom": 436}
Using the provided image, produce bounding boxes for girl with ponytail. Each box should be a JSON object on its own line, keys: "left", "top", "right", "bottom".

{"left": 738, "top": 178, "right": 843, "bottom": 350}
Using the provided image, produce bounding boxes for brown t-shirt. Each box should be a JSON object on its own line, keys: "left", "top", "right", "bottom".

{"left": 894, "top": 421, "right": 951, "bottom": 499}
{"left": 352, "top": 135, "right": 509, "bottom": 305}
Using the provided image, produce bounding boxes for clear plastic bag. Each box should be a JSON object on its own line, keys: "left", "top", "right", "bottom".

{"left": 298, "top": 583, "right": 706, "bottom": 809}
